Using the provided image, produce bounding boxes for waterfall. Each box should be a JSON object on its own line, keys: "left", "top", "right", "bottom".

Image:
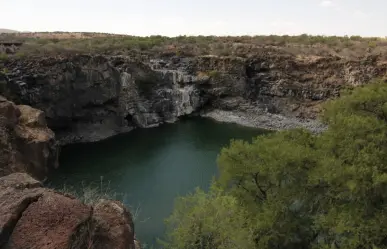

{"left": 177, "top": 85, "right": 195, "bottom": 115}
{"left": 153, "top": 68, "right": 201, "bottom": 118}
{"left": 120, "top": 72, "right": 131, "bottom": 87}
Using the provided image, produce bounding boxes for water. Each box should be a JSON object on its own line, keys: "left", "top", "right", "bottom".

{"left": 48, "top": 118, "right": 266, "bottom": 247}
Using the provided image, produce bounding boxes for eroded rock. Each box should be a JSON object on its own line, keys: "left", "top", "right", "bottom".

{"left": 0, "top": 173, "right": 43, "bottom": 248}
{"left": 2, "top": 53, "right": 386, "bottom": 143}
{"left": 0, "top": 97, "right": 59, "bottom": 180}
{"left": 92, "top": 199, "right": 135, "bottom": 249}
{"left": 6, "top": 192, "right": 92, "bottom": 249}
{"left": 0, "top": 173, "right": 140, "bottom": 249}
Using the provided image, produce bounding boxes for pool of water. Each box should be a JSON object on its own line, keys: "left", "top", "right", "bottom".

{"left": 48, "top": 117, "right": 266, "bottom": 247}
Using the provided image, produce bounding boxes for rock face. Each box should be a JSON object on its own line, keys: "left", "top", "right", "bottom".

{"left": 1, "top": 53, "right": 386, "bottom": 143}
{"left": 2, "top": 56, "right": 204, "bottom": 144}
{"left": 0, "top": 96, "right": 59, "bottom": 180}
{"left": 92, "top": 200, "right": 135, "bottom": 249}
{"left": 0, "top": 173, "right": 43, "bottom": 247}
{"left": 0, "top": 173, "right": 137, "bottom": 249}
{"left": 6, "top": 191, "right": 92, "bottom": 249}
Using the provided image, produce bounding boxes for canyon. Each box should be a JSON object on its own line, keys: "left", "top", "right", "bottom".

{"left": 1, "top": 52, "right": 386, "bottom": 145}
{"left": 0, "top": 37, "right": 387, "bottom": 248}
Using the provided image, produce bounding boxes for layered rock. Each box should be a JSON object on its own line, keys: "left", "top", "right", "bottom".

{"left": 0, "top": 173, "right": 138, "bottom": 249}
{"left": 0, "top": 96, "right": 59, "bottom": 180}
{"left": 1, "top": 53, "right": 386, "bottom": 143}
{"left": 1, "top": 56, "right": 203, "bottom": 144}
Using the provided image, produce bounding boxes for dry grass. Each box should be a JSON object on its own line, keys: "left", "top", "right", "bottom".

{"left": 55, "top": 176, "right": 145, "bottom": 222}
{"left": 57, "top": 176, "right": 123, "bottom": 206}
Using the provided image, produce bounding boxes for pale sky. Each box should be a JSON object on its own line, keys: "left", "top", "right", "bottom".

{"left": 0, "top": 0, "right": 386, "bottom": 37}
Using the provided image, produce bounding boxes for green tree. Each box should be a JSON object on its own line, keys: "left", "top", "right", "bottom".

{"left": 164, "top": 79, "right": 387, "bottom": 249}
{"left": 162, "top": 183, "right": 255, "bottom": 249}
{"left": 217, "top": 129, "right": 319, "bottom": 249}
{"left": 312, "top": 80, "right": 387, "bottom": 249}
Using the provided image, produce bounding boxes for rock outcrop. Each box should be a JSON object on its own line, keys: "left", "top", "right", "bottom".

{"left": 1, "top": 53, "right": 386, "bottom": 143}
{"left": 92, "top": 200, "right": 136, "bottom": 249}
{"left": 0, "top": 173, "right": 138, "bottom": 249}
{"left": 0, "top": 96, "right": 59, "bottom": 180}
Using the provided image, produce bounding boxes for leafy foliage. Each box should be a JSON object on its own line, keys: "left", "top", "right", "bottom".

{"left": 314, "top": 80, "right": 387, "bottom": 249}
{"left": 162, "top": 184, "right": 255, "bottom": 249}
{"left": 163, "top": 80, "right": 387, "bottom": 249}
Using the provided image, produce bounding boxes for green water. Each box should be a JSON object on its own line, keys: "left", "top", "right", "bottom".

{"left": 48, "top": 118, "right": 266, "bottom": 247}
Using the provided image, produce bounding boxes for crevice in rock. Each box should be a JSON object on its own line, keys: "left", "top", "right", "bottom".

{"left": 0, "top": 194, "right": 43, "bottom": 249}
{"left": 69, "top": 207, "right": 94, "bottom": 249}
{"left": 124, "top": 114, "right": 135, "bottom": 127}
{"left": 245, "top": 65, "right": 255, "bottom": 78}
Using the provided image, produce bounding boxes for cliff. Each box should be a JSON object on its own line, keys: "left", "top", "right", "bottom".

{"left": 0, "top": 34, "right": 386, "bottom": 249}
{"left": 0, "top": 96, "right": 58, "bottom": 180}
{"left": 0, "top": 173, "right": 140, "bottom": 249}
{"left": 1, "top": 52, "right": 386, "bottom": 144}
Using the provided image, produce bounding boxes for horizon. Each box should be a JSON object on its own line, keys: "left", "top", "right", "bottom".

{"left": 1, "top": 0, "right": 386, "bottom": 37}
{"left": 1, "top": 30, "right": 387, "bottom": 39}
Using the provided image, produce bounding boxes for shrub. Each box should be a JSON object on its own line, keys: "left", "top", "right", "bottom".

{"left": 207, "top": 70, "right": 221, "bottom": 78}
{"left": 0, "top": 53, "right": 8, "bottom": 61}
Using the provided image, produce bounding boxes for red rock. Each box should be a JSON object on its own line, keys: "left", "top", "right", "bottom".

{"left": 92, "top": 199, "right": 136, "bottom": 249}
{"left": 6, "top": 192, "right": 92, "bottom": 249}
{"left": 0, "top": 173, "right": 139, "bottom": 249}
{"left": 0, "top": 173, "right": 43, "bottom": 247}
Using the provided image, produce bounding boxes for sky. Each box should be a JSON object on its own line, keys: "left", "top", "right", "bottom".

{"left": 0, "top": 0, "right": 386, "bottom": 37}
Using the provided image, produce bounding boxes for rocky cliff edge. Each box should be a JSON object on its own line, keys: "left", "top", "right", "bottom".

{"left": 1, "top": 53, "right": 386, "bottom": 144}
{"left": 0, "top": 173, "right": 140, "bottom": 249}
{"left": 0, "top": 96, "right": 59, "bottom": 180}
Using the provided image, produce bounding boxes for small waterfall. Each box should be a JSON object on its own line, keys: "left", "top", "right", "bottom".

{"left": 177, "top": 85, "right": 195, "bottom": 116}
{"left": 152, "top": 67, "right": 202, "bottom": 118}
{"left": 120, "top": 72, "right": 132, "bottom": 87}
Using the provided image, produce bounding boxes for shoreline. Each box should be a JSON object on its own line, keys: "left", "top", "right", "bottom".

{"left": 57, "top": 109, "right": 327, "bottom": 145}
{"left": 200, "top": 109, "right": 327, "bottom": 133}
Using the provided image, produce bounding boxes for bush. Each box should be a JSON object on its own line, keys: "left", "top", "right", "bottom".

{"left": 207, "top": 70, "right": 221, "bottom": 78}
{"left": 162, "top": 184, "right": 255, "bottom": 249}
{"left": 0, "top": 53, "right": 8, "bottom": 61}
{"left": 3, "top": 33, "right": 387, "bottom": 59}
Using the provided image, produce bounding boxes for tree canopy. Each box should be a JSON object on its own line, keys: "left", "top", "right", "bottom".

{"left": 163, "top": 80, "right": 387, "bottom": 249}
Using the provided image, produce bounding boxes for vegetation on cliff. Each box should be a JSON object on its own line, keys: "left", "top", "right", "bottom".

{"left": 163, "top": 79, "right": 387, "bottom": 249}
{"left": 1, "top": 32, "right": 387, "bottom": 59}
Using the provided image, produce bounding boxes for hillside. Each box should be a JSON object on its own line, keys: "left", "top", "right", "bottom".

{"left": 0, "top": 29, "right": 19, "bottom": 33}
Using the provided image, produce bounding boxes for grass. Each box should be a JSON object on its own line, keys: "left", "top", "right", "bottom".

{"left": 55, "top": 176, "right": 147, "bottom": 222}
{"left": 1, "top": 32, "right": 387, "bottom": 59}
{"left": 197, "top": 70, "right": 221, "bottom": 78}
{"left": 58, "top": 176, "right": 119, "bottom": 206}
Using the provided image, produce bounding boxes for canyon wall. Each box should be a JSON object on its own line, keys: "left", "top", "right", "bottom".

{"left": 1, "top": 53, "right": 386, "bottom": 144}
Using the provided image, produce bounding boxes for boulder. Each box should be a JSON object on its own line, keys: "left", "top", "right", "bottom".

{"left": 0, "top": 173, "right": 43, "bottom": 247}
{"left": 0, "top": 96, "right": 20, "bottom": 127}
{"left": 0, "top": 173, "right": 140, "bottom": 249}
{"left": 92, "top": 199, "right": 136, "bottom": 249}
{"left": 0, "top": 96, "right": 59, "bottom": 180}
{"left": 6, "top": 192, "right": 92, "bottom": 249}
